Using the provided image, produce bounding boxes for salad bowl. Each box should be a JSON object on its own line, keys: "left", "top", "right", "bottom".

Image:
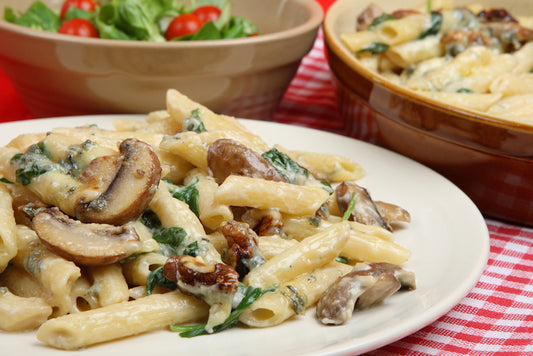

{"left": 0, "top": 0, "right": 323, "bottom": 120}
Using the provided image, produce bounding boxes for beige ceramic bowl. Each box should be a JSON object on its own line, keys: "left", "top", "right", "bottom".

{"left": 0, "top": 0, "right": 323, "bottom": 120}
{"left": 324, "top": 0, "right": 533, "bottom": 226}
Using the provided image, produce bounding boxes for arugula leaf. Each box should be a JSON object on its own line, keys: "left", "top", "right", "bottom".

{"left": 170, "top": 283, "right": 276, "bottom": 337}
{"left": 261, "top": 148, "right": 310, "bottom": 184}
{"left": 4, "top": 1, "right": 60, "bottom": 32}
{"left": 165, "top": 178, "right": 200, "bottom": 216}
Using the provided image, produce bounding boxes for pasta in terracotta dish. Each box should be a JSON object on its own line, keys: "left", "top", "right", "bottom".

{"left": 341, "top": 0, "right": 533, "bottom": 125}
{"left": 0, "top": 89, "right": 414, "bottom": 350}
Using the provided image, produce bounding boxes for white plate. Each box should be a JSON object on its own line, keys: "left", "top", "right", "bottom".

{"left": 0, "top": 116, "right": 489, "bottom": 356}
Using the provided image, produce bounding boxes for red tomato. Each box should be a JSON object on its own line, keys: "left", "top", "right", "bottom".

{"left": 60, "top": 0, "right": 100, "bottom": 20}
{"left": 192, "top": 5, "right": 222, "bottom": 23}
{"left": 165, "top": 14, "right": 203, "bottom": 40}
{"left": 58, "top": 18, "right": 100, "bottom": 38}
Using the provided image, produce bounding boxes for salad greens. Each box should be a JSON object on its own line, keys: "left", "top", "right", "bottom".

{"left": 3, "top": 0, "right": 259, "bottom": 41}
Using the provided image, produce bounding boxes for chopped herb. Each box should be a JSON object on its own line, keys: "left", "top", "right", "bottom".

{"left": 11, "top": 142, "right": 64, "bottom": 186}
{"left": 170, "top": 283, "right": 276, "bottom": 337}
{"left": 342, "top": 192, "right": 358, "bottom": 221}
{"left": 261, "top": 148, "right": 309, "bottom": 184}
{"left": 367, "top": 13, "right": 396, "bottom": 30}
{"left": 307, "top": 216, "right": 322, "bottom": 227}
{"left": 356, "top": 42, "right": 389, "bottom": 56}
{"left": 281, "top": 285, "right": 306, "bottom": 314}
{"left": 146, "top": 266, "right": 177, "bottom": 295}
{"left": 165, "top": 178, "right": 200, "bottom": 216}
{"left": 319, "top": 179, "right": 334, "bottom": 195}
{"left": 182, "top": 108, "right": 206, "bottom": 133}
{"left": 418, "top": 12, "right": 442, "bottom": 39}
{"left": 336, "top": 256, "right": 349, "bottom": 264}
{"left": 456, "top": 88, "right": 474, "bottom": 93}
{"left": 0, "top": 177, "right": 13, "bottom": 184}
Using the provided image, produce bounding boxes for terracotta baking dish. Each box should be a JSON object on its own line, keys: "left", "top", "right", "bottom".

{"left": 324, "top": 0, "right": 533, "bottom": 226}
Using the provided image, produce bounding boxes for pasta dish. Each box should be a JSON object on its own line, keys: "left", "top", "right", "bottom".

{"left": 0, "top": 90, "right": 414, "bottom": 349}
{"left": 341, "top": 0, "right": 533, "bottom": 125}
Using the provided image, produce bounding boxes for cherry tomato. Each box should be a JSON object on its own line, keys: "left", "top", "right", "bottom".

{"left": 165, "top": 14, "right": 203, "bottom": 40}
{"left": 58, "top": 18, "right": 100, "bottom": 38}
{"left": 60, "top": 0, "right": 100, "bottom": 20}
{"left": 192, "top": 5, "right": 222, "bottom": 23}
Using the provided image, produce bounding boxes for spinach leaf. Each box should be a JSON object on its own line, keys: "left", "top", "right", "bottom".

{"left": 356, "top": 42, "right": 389, "bottom": 56}
{"left": 153, "top": 226, "right": 187, "bottom": 257}
{"left": 140, "top": 207, "right": 162, "bottom": 229}
{"left": 170, "top": 283, "right": 277, "bottom": 337}
{"left": 95, "top": 4, "right": 134, "bottom": 40}
{"left": 261, "top": 148, "right": 310, "bottom": 184}
{"left": 4, "top": 1, "right": 60, "bottom": 32}
{"left": 418, "top": 12, "right": 442, "bottom": 39}
{"left": 146, "top": 266, "right": 176, "bottom": 295}
{"left": 165, "top": 178, "right": 200, "bottom": 216}
{"left": 367, "top": 13, "right": 396, "bottom": 30}
{"left": 116, "top": 0, "right": 165, "bottom": 41}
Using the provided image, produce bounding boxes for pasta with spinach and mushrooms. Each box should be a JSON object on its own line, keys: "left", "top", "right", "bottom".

{"left": 0, "top": 89, "right": 414, "bottom": 350}
{"left": 342, "top": 1, "right": 533, "bottom": 125}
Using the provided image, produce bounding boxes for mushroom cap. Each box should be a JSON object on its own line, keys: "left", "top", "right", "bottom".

{"left": 75, "top": 138, "right": 162, "bottom": 226}
{"left": 33, "top": 207, "right": 141, "bottom": 266}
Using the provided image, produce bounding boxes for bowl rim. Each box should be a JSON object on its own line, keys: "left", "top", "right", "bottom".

{"left": 0, "top": 0, "right": 323, "bottom": 48}
{"left": 323, "top": 0, "right": 533, "bottom": 134}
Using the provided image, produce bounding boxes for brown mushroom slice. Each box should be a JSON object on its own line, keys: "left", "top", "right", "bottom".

{"left": 336, "top": 182, "right": 392, "bottom": 231}
{"left": 207, "top": 138, "right": 286, "bottom": 185}
{"left": 75, "top": 138, "right": 162, "bottom": 226}
{"left": 375, "top": 201, "right": 411, "bottom": 225}
{"left": 316, "top": 262, "right": 415, "bottom": 325}
{"left": 32, "top": 207, "right": 141, "bottom": 266}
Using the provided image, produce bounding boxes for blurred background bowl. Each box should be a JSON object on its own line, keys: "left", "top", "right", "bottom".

{"left": 0, "top": 0, "right": 322, "bottom": 121}
{"left": 324, "top": 0, "right": 533, "bottom": 226}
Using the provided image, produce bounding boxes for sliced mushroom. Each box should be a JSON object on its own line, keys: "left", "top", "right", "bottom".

{"left": 375, "top": 201, "right": 411, "bottom": 225}
{"left": 316, "top": 262, "right": 415, "bottom": 325}
{"left": 207, "top": 138, "right": 286, "bottom": 185}
{"left": 163, "top": 254, "right": 239, "bottom": 333}
{"left": 75, "top": 138, "right": 162, "bottom": 226}
{"left": 336, "top": 182, "right": 392, "bottom": 231}
{"left": 220, "top": 220, "right": 266, "bottom": 278}
{"left": 32, "top": 207, "right": 141, "bottom": 266}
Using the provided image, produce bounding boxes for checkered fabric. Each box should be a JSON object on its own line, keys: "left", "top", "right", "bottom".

{"left": 273, "top": 24, "right": 533, "bottom": 356}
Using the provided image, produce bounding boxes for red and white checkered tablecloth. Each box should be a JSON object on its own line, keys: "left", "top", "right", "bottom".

{"left": 273, "top": 28, "right": 533, "bottom": 356}
{"left": 0, "top": 1, "right": 531, "bottom": 354}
